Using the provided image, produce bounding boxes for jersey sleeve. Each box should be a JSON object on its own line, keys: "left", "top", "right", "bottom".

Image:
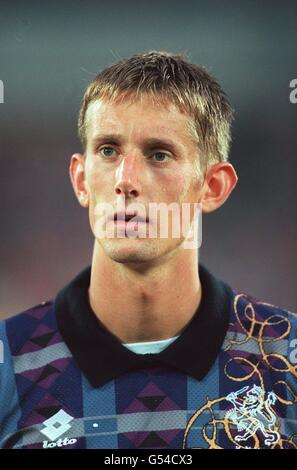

{"left": 0, "top": 320, "right": 21, "bottom": 447}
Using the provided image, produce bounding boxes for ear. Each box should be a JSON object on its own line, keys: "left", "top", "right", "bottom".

{"left": 69, "top": 153, "right": 89, "bottom": 208}
{"left": 200, "top": 162, "right": 238, "bottom": 214}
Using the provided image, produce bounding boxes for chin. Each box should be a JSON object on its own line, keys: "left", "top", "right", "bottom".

{"left": 100, "top": 236, "right": 183, "bottom": 265}
{"left": 100, "top": 237, "right": 158, "bottom": 263}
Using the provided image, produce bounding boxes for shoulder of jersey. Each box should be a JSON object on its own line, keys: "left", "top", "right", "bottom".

{"left": 230, "top": 288, "right": 297, "bottom": 324}
{"left": 2, "top": 300, "right": 54, "bottom": 323}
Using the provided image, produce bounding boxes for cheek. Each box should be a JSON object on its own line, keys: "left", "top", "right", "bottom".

{"left": 85, "top": 159, "right": 99, "bottom": 187}
{"left": 85, "top": 160, "right": 108, "bottom": 202}
{"left": 159, "top": 167, "right": 192, "bottom": 202}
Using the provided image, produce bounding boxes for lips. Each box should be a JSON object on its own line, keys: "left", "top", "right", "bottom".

{"left": 113, "top": 212, "right": 148, "bottom": 223}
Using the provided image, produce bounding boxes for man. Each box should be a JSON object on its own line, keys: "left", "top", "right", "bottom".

{"left": 0, "top": 51, "right": 296, "bottom": 450}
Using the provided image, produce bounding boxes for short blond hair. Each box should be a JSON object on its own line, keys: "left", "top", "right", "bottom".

{"left": 78, "top": 51, "right": 234, "bottom": 177}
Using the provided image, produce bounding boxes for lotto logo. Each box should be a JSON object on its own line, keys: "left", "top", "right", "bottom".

{"left": 43, "top": 437, "right": 77, "bottom": 448}
{"left": 40, "top": 410, "right": 74, "bottom": 441}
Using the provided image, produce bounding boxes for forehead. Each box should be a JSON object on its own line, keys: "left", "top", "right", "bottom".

{"left": 85, "top": 95, "right": 195, "bottom": 144}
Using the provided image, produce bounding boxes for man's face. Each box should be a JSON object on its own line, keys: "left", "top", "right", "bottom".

{"left": 82, "top": 94, "right": 203, "bottom": 264}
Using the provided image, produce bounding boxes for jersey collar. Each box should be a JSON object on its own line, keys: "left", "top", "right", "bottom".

{"left": 55, "top": 264, "right": 232, "bottom": 387}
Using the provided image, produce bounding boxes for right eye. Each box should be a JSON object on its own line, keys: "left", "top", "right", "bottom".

{"left": 99, "top": 146, "right": 117, "bottom": 158}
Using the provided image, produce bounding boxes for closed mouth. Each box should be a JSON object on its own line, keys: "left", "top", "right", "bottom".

{"left": 114, "top": 213, "right": 148, "bottom": 223}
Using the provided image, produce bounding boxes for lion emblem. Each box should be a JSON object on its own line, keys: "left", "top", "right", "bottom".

{"left": 225, "top": 385, "right": 280, "bottom": 447}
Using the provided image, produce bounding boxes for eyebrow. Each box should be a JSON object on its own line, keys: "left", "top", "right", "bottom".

{"left": 91, "top": 134, "right": 181, "bottom": 153}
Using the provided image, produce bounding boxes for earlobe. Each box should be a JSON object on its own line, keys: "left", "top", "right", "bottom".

{"left": 201, "top": 163, "right": 238, "bottom": 214}
{"left": 78, "top": 193, "right": 89, "bottom": 208}
{"left": 69, "top": 153, "right": 89, "bottom": 208}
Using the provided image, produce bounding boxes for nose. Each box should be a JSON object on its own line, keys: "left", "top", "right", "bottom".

{"left": 114, "top": 154, "right": 142, "bottom": 198}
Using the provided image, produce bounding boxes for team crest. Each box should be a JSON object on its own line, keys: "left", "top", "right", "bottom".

{"left": 225, "top": 385, "right": 280, "bottom": 447}
{"left": 183, "top": 384, "right": 282, "bottom": 449}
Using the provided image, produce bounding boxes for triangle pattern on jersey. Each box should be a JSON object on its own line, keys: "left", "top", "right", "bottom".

{"left": 118, "top": 428, "right": 182, "bottom": 449}
{"left": 124, "top": 381, "right": 179, "bottom": 413}
{"left": 36, "top": 405, "right": 62, "bottom": 419}
{"left": 121, "top": 428, "right": 181, "bottom": 448}
{"left": 28, "top": 303, "right": 52, "bottom": 319}
{"left": 138, "top": 431, "right": 168, "bottom": 448}
{"left": 18, "top": 358, "right": 72, "bottom": 390}
{"left": 137, "top": 395, "right": 165, "bottom": 411}
{"left": 36, "top": 364, "right": 60, "bottom": 384}
{"left": 30, "top": 332, "right": 56, "bottom": 348}
{"left": 17, "top": 319, "right": 60, "bottom": 355}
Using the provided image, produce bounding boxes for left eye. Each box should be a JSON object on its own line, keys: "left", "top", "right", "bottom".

{"left": 151, "top": 152, "right": 170, "bottom": 162}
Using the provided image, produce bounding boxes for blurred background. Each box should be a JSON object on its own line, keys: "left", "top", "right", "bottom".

{"left": 0, "top": 0, "right": 296, "bottom": 319}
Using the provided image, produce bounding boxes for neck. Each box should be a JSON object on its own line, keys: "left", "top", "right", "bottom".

{"left": 88, "top": 241, "right": 202, "bottom": 344}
